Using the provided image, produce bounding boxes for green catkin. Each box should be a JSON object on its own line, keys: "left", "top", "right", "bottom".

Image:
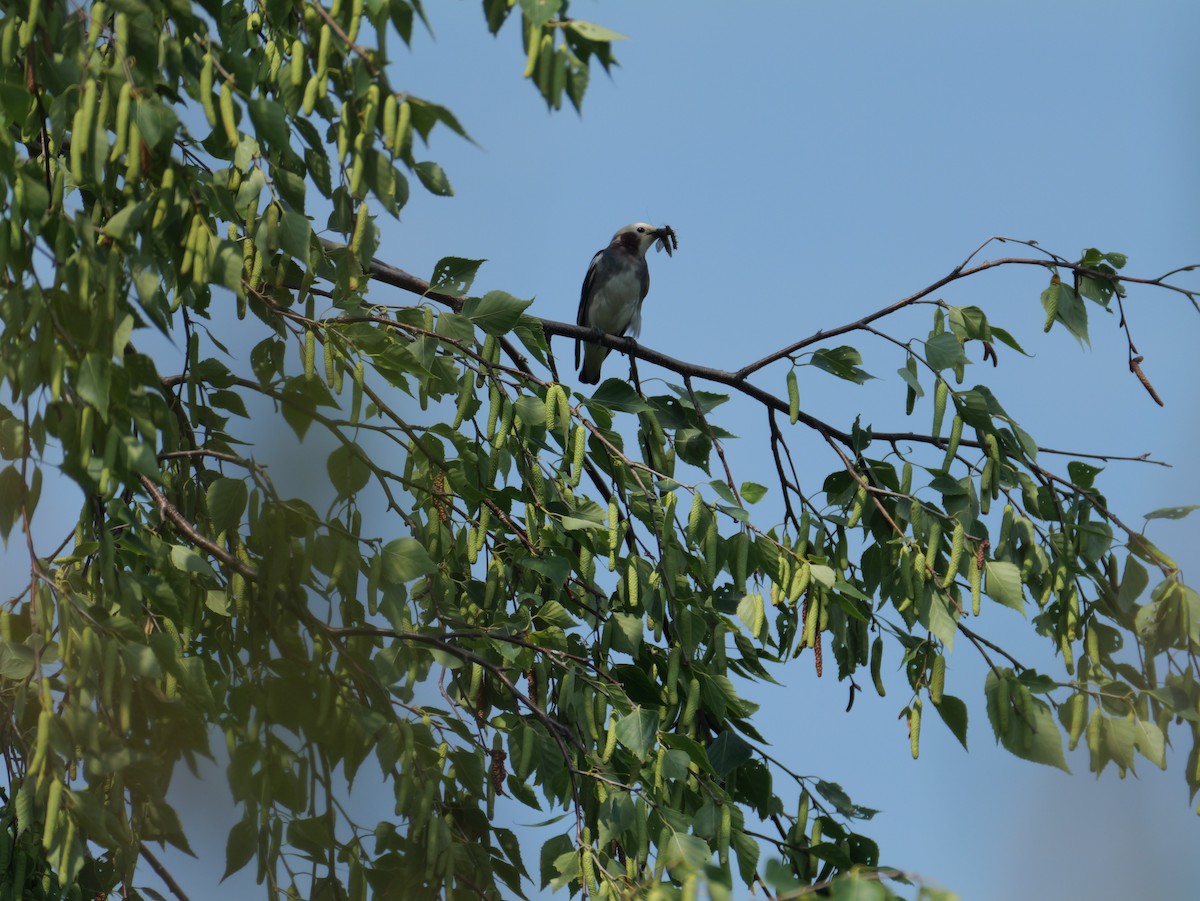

{"left": 942, "top": 520, "right": 965, "bottom": 588}
{"left": 752, "top": 592, "right": 766, "bottom": 638}
{"left": 395, "top": 100, "right": 412, "bottom": 156}
{"left": 998, "top": 503, "right": 1014, "bottom": 549}
{"left": 200, "top": 52, "right": 216, "bottom": 125}
{"left": 909, "top": 699, "right": 922, "bottom": 759}
{"left": 666, "top": 647, "right": 681, "bottom": 704}
{"left": 290, "top": 38, "right": 305, "bottom": 86}
{"left": 734, "top": 533, "right": 748, "bottom": 591}
{"left": 451, "top": 370, "right": 474, "bottom": 429}
{"left": 687, "top": 492, "right": 703, "bottom": 544}
{"left": 932, "top": 378, "right": 948, "bottom": 437}
{"left": 545, "top": 384, "right": 561, "bottom": 432}
{"left": 1068, "top": 693, "right": 1087, "bottom": 750}
{"left": 914, "top": 549, "right": 928, "bottom": 584}
{"left": 926, "top": 518, "right": 942, "bottom": 580}
{"left": 601, "top": 714, "right": 618, "bottom": 763}
{"left": 846, "top": 481, "right": 867, "bottom": 528}
{"left": 486, "top": 382, "right": 500, "bottom": 440}
{"left": 219, "top": 82, "right": 238, "bottom": 146}
{"left": 110, "top": 81, "right": 132, "bottom": 160}
{"left": 682, "top": 677, "right": 701, "bottom": 729}
{"left": 802, "top": 591, "right": 819, "bottom": 647}
{"left": 929, "top": 655, "right": 945, "bottom": 704}
{"left": 980, "top": 459, "right": 995, "bottom": 514}
{"left": 704, "top": 517, "right": 718, "bottom": 584}
{"left": 870, "top": 636, "right": 886, "bottom": 696}
{"left": 493, "top": 395, "right": 513, "bottom": 448}
{"left": 570, "top": 424, "right": 586, "bottom": 485}
{"left": 943, "top": 414, "right": 963, "bottom": 470}
{"left": 789, "top": 559, "right": 810, "bottom": 603}
{"left": 970, "top": 551, "right": 983, "bottom": 615}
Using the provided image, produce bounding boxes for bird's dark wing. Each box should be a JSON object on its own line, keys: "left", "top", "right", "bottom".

{"left": 575, "top": 248, "right": 605, "bottom": 369}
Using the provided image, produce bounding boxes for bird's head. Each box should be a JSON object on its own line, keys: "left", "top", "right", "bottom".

{"left": 611, "top": 223, "right": 672, "bottom": 257}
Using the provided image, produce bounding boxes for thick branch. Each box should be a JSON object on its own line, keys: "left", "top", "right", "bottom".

{"left": 352, "top": 244, "right": 1181, "bottom": 466}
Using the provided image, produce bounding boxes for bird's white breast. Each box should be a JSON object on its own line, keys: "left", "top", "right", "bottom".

{"left": 586, "top": 269, "right": 644, "bottom": 338}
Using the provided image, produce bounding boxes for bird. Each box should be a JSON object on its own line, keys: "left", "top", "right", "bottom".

{"left": 575, "top": 222, "right": 675, "bottom": 385}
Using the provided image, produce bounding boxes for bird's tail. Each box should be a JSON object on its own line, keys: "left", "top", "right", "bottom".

{"left": 579, "top": 344, "right": 608, "bottom": 385}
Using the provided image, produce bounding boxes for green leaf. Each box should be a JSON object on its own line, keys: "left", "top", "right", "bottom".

{"left": 897, "top": 360, "right": 924, "bottom": 396}
{"left": 461, "top": 291, "right": 533, "bottom": 336}
{"left": 583, "top": 380, "right": 652, "bottom": 413}
{"left": 989, "top": 325, "right": 1031, "bottom": 356}
{"left": 429, "top": 257, "right": 485, "bottom": 297}
{"left": 539, "top": 833, "right": 574, "bottom": 891}
{"left": 736, "top": 593, "right": 760, "bottom": 634}
{"left": 379, "top": 538, "right": 437, "bottom": 584}
{"left": 984, "top": 669, "right": 1069, "bottom": 772}
{"left": 933, "top": 695, "right": 968, "bottom": 749}
{"left": 134, "top": 96, "right": 180, "bottom": 150}
{"left": 924, "top": 332, "right": 969, "bottom": 371}
{"left": 212, "top": 240, "right": 245, "bottom": 295}
{"left": 206, "top": 478, "right": 248, "bottom": 534}
{"left": 413, "top": 161, "right": 453, "bottom": 196}
{"left": 246, "top": 97, "right": 289, "bottom": 150}
{"left": 813, "top": 780, "right": 856, "bottom": 818}
{"left": 661, "top": 832, "right": 711, "bottom": 872}
{"left": 223, "top": 818, "right": 257, "bottom": 881}
{"left": 707, "top": 731, "right": 753, "bottom": 778}
{"left": 288, "top": 816, "right": 335, "bottom": 861}
{"left": 1041, "top": 280, "right": 1089, "bottom": 344}
{"left": 985, "top": 560, "right": 1025, "bottom": 613}
{"left": 660, "top": 733, "right": 717, "bottom": 775}
{"left": 614, "top": 708, "right": 658, "bottom": 760}
{"left": 122, "top": 436, "right": 160, "bottom": 479}
{"left": 948, "top": 305, "right": 991, "bottom": 342}
{"left": 809, "top": 564, "right": 836, "bottom": 588}
{"left": 740, "top": 482, "right": 768, "bottom": 504}
{"left": 121, "top": 643, "right": 162, "bottom": 678}
{"left": 674, "top": 428, "right": 712, "bottom": 471}
{"left": 710, "top": 480, "right": 737, "bottom": 505}
{"left": 810, "top": 346, "right": 873, "bottom": 384}
{"left": 103, "top": 200, "right": 150, "bottom": 242}
{"left": 278, "top": 211, "right": 313, "bottom": 262}
{"left": 76, "top": 353, "right": 111, "bottom": 417}
{"left": 916, "top": 584, "right": 957, "bottom": 650}
{"left": 536, "top": 599, "right": 579, "bottom": 631}
{"left": 1116, "top": 556, "right": 1149, "bottom": 612}
{"left": 327, "top": 444, "right": 371, "bottom": 498}
{"left": 1067, "top": 460, "right": 1103, "bottom": 489}
{"left": 519, "top": 0, "right": 562, "bottom": 29}
{"left": 0, "top": 415, "right": 24, "bottom": 460}
{"left": 609, "top": 612, "right": 643, "bottom": 655}
{"left": 521, "top": 555, "right": 571, "bottom": 585}
{"left": 559, "top": 515, "right": 605, "bottom": 532}
{"left": 1144, "top": 504, "right": 1200, "bottom": 521}
{"left": 0, "top": 466, "right": 21, "bottom": 542}
{"left": 1133, "top": 717, "right": 1167, "bottom": 770}
{"left": 170, "top": 545, "right": 216, "bottom": 580}
{"left": 0, "top": 641, "right": 35, "bottom": 679}
{"left": 567, "top": 20, "right": 628, "bottom": 42}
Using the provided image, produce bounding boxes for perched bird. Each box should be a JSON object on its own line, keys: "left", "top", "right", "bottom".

{"left": 575, "top": 222, "right": 675, "bottom": 385}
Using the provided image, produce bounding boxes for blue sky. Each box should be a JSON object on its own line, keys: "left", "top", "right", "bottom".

{"left": 5, "top": 2, "right": 1198, "bottom": 898}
